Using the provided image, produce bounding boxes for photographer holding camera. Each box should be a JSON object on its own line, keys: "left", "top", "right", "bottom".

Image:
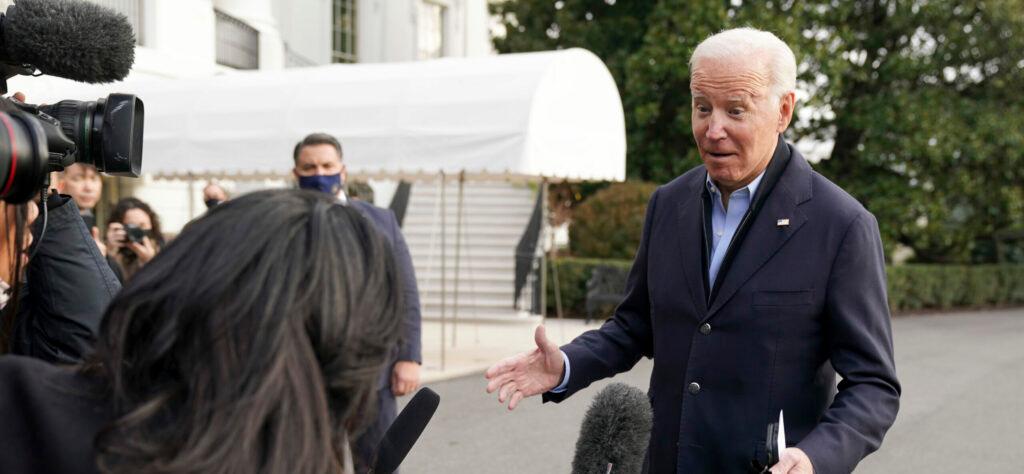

{"left": 104, "top": 197, "right": 163, "bottom": 283}
{"left": 0, "top": 0, "right": 144, "bottom": 362}
{"left": 0, "top": 91, "right": 122, "bottom": 363}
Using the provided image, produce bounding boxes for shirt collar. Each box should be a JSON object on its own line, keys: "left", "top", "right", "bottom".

{"left": 705, "top": 167, "right": 767, "bottom": 198}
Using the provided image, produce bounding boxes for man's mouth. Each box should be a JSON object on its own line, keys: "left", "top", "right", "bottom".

{"left": 707, "top": 151, "right": 735, "bottom": 159}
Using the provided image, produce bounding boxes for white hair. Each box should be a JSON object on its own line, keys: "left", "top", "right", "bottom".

{"left": 689, "top": 27, "right": 797, "bottom": 102}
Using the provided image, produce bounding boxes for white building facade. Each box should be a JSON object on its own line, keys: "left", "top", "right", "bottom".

{"left": 5, "top": 0, "right": 495, "bottom": 232}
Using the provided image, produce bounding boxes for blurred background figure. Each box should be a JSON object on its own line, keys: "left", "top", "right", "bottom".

{"left": 0, "top": 189, "right": 402, "bottom": 474}
{"left": 105, "top": 197, "right": 164, "bottom": 283}
{"left": 56, "top": 164, "right": 106, "bottom": 254}
{"left": 203, "top": 181, "right": 228, "bottom": 209}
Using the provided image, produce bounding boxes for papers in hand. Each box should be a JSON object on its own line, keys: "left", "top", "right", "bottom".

{"left": 777, "top": 410, "right": 786, "bottom": 458}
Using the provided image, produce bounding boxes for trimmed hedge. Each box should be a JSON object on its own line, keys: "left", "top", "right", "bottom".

{"left": 546, "top": 258, "right": 1024, "bottom": 317}
{"left": 569, "top": 182, "right": 658, "bottom": 259}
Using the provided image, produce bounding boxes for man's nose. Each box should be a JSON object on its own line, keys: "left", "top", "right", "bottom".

{"left": 705, "top": 113, "right": 727, "bottom": 140}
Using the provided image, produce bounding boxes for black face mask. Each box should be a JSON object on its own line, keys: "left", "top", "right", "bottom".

{"left": 205, "top": 199, "right": 222, "bottom": 209}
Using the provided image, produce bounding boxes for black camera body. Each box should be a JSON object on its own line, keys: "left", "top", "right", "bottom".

{"left": 0, "top": 0, "right": 144, "bottom": 204}
{"left": 0, "top": 92, "right": 144, "bottom": 204}
{"left": 122, "top": 223, "right": 146, "bottom": 244}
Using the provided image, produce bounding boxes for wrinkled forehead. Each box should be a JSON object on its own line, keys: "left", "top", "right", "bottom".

{"left": 690, "top": 56, "right": 771, "bottom": 100}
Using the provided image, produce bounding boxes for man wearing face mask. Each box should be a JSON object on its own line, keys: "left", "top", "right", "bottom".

{"left": 292, "top": 133, "right": 422, "bottom": 473}
{"left": 203, "top": 182, "right": 229, "bottom": 210}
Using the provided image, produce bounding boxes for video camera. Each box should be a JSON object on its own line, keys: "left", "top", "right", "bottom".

{"left": 0, "top": 0, "right": 143, "bottom": 204}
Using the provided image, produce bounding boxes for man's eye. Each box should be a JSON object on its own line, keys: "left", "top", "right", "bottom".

{"left": 729, "top": 108, "right": 745, "bottom": 116}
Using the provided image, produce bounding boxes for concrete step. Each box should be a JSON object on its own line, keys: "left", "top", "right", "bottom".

{"left": 403, "top": 226, "right": 527, "bottom": 238}
{"left": 418, "top": 284, "right": 512, "bottom": 298}
{"left": 403, "top": 209, "right": 536, "bottom": 221}
{"left": 410, "top": 247, "right": 515, "bottom": 259}
{"left": 414, "top": 271, "right": 513, "bottom": 284}
{"left": 413, "top": 257, "right": 514, "bottom": 268}
{"left": 403, "top": 239, "right": 520, "bottom": 250}
{"left": 420, "top": 308, "right": 540, "bottom": 323}
{"left": 403, "top": 214, "right": 535, "bottom": 226}
{"left": 408, "top": 184, "right": 535, "bottom": 196}
{"left": 422, "top": 299, "right": 514, "bottom": 311}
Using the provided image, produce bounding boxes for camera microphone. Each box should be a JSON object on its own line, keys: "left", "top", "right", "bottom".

{"left": 571, "top": 383, "right": 652, "bottom": 474}
{"left": 0, "top": 0, "right": 135, "bottom": 84}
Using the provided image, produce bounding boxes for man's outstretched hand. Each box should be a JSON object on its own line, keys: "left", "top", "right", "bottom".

{"left": 484, "top": 325, "right": 565, "bottom": 411}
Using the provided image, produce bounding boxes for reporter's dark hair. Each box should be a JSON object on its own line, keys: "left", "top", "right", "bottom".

{"left": 0, "top": 203, "right": 30, "bottom": 353}
{"left": 86, "top": 189, "right": 403, "bottom": 473}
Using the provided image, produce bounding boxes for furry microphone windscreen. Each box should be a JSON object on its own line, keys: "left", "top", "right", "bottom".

{"left": 571, "top": 383, "right": 653, "bottom": 474}
{"left": 2, "top": 0, "right": 135, "bottom": 83}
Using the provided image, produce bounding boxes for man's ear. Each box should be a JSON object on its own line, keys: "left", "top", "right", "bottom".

{"left": 777, "top": 91, "right": 796, "bottom": 133}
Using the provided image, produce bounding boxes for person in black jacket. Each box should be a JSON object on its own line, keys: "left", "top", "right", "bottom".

{"left": 0, "top": 189, "right": 402, "bottom": 474}
{"left": 1, "top": 193, "right": 121, "bottom": 363}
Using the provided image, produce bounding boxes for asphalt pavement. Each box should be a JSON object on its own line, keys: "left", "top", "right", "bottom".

{"left": 398, "top": 308, "right": 1024, "bottom": 473}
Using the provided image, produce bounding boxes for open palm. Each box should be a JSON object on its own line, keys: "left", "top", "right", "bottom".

{"left": 484, "top": 325, "right": 565, "bottom": 410}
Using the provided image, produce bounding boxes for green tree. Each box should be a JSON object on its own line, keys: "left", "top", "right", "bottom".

{"left": 493, "top": 0, "right": 1024, "bottom": 263}
{"left": 791, "top": 0, "right": 1024, "bottom": 263}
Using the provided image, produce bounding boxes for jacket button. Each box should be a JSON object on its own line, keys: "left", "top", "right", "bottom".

{"left": 699, "top": 323, "right": 711, "bottom": 335}
{"left": 688, "top": 382, "right": 701, "bottom": 395}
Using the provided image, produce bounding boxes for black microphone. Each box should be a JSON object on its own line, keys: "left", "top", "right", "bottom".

{"left": 0, "top": 0, "right": 135, "bottom": 83}
{"left": 571, "top": 383, "right": 652, "bottom": 474}
{"left": 370, "top": 387, "right": 441, "bottom": 474}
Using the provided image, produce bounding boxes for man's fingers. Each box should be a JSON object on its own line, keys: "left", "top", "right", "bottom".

{"left": 485, "top": 356, "right": 517, "bottom": 379}
{"left": 486, "top": 372, "right": 516, "bottom": 394}
{"left": 769, "top": 452, "right": 797, "bottom": 474}
{"left": 498, "top": 382, "right": 517, "bottom": 404}
{"left": 508, "top": 390, "right": 525, "bottom": 410}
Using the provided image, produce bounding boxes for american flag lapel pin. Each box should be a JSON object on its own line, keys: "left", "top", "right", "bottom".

{"left": 777, "top": 218, "right": 790, "bottom": 227}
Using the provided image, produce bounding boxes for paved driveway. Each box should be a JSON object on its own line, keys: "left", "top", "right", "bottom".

{"left": 399, "top": 309, "right": 1024, "bottom": 473}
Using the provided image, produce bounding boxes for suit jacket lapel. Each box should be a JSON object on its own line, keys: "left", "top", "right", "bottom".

{"left": 706, "top": 151, "right": 814, "bottom": 319}
{"left": 676, "top": 187, "right": 708, "bottom": 319}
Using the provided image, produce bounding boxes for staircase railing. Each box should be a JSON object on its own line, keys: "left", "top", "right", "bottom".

{"left": 514, "top": 182, "right": 546, "bottom": 313}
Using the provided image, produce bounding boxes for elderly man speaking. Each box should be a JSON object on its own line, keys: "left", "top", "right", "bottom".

{"left": 485, "top": 28, "right": 899, "bottom": 474}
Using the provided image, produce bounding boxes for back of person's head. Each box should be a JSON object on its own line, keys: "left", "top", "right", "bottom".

{"left": 89, "top": 189, "right": 403, "bottom": 474}
{"left": 108, "top": 196, "right": 165, "bottom": 246}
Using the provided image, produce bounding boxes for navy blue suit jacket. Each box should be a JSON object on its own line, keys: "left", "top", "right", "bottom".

{"left": 545, "top": 141, "right": 900, "bottom": 473}
{"left": 350, "top": 200, "right": 422, "bottom": 389}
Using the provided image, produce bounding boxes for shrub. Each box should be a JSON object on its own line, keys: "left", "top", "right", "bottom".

{"left": 547, "top": 259, "right": 1024, "bottom": 317}
{"left": 569, "top": 181, "right": 658, "bottom": 259}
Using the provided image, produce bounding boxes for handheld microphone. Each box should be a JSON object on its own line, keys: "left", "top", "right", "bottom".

{"left": 0, "top": 0, "right": 135, "bottom": 83}
{"left": 370, "top": 387, "right": 441, "bottom": 474}
{"left": 571, "top": 383, "right": 652, "bottom": 474}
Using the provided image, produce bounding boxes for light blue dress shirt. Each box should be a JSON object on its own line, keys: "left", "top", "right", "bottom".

{"left": 550, "top": 170, "right": 767, "bottom": 393}
{"left": 706, "top": 171, "right": 765, "bottom": 288}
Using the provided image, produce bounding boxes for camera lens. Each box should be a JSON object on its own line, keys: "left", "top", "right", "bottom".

{"left": 0, "top": 110, "right": 50, "bottom": 203}
{"left": 39, "top": 94, "right": 144, "bottom": 177}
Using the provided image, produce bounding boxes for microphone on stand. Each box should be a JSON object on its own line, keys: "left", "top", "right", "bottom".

{"left": 370, "top": 387, "right": 441, "bottom": 474}
{"left": 571, "top": 383, "right": 652, "bottom": 474}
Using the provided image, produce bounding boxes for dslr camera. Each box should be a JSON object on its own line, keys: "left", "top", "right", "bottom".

{"left": 0, "top": 0, "right": 144, "bottom": 204}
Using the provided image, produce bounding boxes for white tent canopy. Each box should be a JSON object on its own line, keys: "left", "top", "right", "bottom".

{"left": 12, "top": 48, "right": 626, "bottom": 181}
